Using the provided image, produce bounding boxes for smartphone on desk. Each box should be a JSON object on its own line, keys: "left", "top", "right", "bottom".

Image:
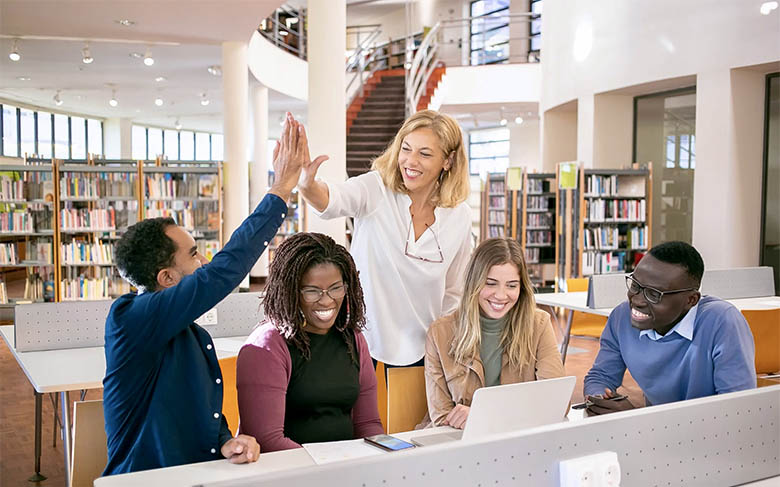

{"left": 364, "top": 434, "right": 416, "bottom": 452}
{"left": 572, "top": 394, "right": 628, "bottom": 410}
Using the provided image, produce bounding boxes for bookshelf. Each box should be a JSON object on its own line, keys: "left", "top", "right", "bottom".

{"left": 556, "top": 162, "right": 653, "bottom": 281}
{"left": 0, "top": 156, "right": 224, "bottom": 302}
{"left": 371, "top": 33, "right": 423, "bottom": 70}
{"left": 267, "top": 171, "right": 301, "bottom": 263}
{"left": 480, "top": 172, "right": 508, "bottom": 240}
{"left": 521, "top": 172, "right": 557, "bottom": 292}
{"left": 0, "top": 159, "right": 56, "bottom": 304}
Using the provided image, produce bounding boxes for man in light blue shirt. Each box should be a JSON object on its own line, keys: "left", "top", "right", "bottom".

{"left": 584, "top": 241, "right": 756, "bottom": 415}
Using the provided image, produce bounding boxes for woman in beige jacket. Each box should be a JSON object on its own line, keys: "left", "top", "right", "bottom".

{"left": 423, "top": 238, "right": 565, "bottom": 428}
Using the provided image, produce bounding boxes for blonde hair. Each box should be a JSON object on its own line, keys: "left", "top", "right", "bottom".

{"left": 370, "top": 110, "right": 469, "bottom": 208}
{"left": 451, "top": 238, "right": 537, "bottom": 368}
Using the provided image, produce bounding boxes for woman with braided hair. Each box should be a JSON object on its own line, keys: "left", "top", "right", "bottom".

{"left": 236, "top": 232, "right": 383, "bottom": 452}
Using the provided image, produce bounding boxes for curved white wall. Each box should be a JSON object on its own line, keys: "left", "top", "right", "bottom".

{"left": 248, "top": 31, "right": 308, "bottom": 100}
{"left": 540, "top": 0, "right": 780, "bottom": 111}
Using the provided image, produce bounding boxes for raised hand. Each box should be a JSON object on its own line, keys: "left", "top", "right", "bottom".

{"left": 297, "top": 123, "right": 329, "bottom": 189}
{"left": 269, "top": 112, "right": 305, "bottom": 201}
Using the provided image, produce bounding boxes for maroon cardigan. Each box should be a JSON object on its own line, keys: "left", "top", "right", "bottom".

{"left": 236, "top": 322, "right": 383, "bottom": 452}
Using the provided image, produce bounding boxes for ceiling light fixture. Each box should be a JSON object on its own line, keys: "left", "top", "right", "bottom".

{"left": 200, "top": 93, "right": 210, "bottom": 106}
{"left": 82, "top": 42, "right": 94, "bottom": 64}
{"left": 154, "top": 97, "right": 164, "bottom": 106}
{"left": 207, "top": 65, "right": 222, "bottom": 76}
{"left": 760, "top": 1, "right": 778, "bottom": 14}
{"left": 155, "top": 76, "right": 167, "bottom": 82}
{"left": 17, "top": 76, "right": 31, "bottom": 81}
{"left": 175, "top": 119, "right": 182, "bottom": 130}
{"left": 279, "top": 30, "right": 289, "bottom": 36}
{"left": 53, "top": 90, "right": 63, "bottom": 106}
{"left": 9, "top": 39, "right": 21, "bottom": 62}
{"left": 143, "top": 47, "right": 154, "bottom": 66}
{"left": 129, "top": 52, "right": 144, "bottom": 59}
{"left": 499, "top": 118, "right": 508, "bottom": 126}
{"left": 115, "top": 19, "right": 136, "bottom": 26}
{"left": 109, "top": 89, "right": 118, "bottom": 107}
{"left": 515, "top": 116, "right": 524, "bottom": 125}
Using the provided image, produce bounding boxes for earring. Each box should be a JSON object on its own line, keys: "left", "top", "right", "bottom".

{"left": 344, "top": 300, "right": 351, "bottom": 325}
{"left": 299, "top": 309, "right": 307, "bottom": 328}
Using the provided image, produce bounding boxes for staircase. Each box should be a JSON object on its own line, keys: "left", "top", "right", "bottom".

{"left": 346, "top": 70, "right": 406, "bottom": 178}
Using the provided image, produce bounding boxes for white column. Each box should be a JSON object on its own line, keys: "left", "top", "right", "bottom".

{"left": 509, "top": 0, "right": 531, "bottom": 63}
{"left": 249, "top": 83, "right": 270, "bottom": 278}
{"left": 104, "top": 118, "right": 132, "bottom": 159}
{"left": 222, "top": 41, "right": 250, "bottom": 289}
{"left": 692, "top": 68, "right": 764, "bottom": 268}
{"left": 306, "top": 0, "right": 347, "bottom": 245}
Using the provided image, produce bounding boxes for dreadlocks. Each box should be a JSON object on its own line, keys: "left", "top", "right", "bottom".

{"left": 263, "top": 232, "right": 366, "bottom": 363}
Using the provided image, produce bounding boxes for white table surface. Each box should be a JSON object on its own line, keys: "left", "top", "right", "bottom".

{"left": 535, "top": 292, "right": 780, "bottom": 316}
{"left": 0, "top": 325, "right": 247, "bottom": 394}
{"left": 93, "top": 427, "right": 457, "bottom": 487}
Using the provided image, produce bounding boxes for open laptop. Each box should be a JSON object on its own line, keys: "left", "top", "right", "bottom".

{"left": 410, "top": 375, "right": 576, "bottom": 446}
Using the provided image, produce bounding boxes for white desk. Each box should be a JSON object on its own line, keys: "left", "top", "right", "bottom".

{"left": 0, "top": 325, "right": 247, "bottom": 485}
{"left": 534, "top": 292, "right": 780, "bottom": 363}
{"left": 93, "top": 427, "right": 456, "bottom": 487}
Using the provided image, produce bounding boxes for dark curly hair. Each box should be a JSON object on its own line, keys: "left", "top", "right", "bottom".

{"left": 648, "top": 241, "right": 705, "bottom": 286}
{"left": 115, "top": 217, "right": 178, "bottom": 292}
{"left": 264, "top": 232, "right": 366, "bottom": 363}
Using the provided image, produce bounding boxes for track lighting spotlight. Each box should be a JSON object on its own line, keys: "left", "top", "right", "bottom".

{"left": 9, "top": 39, "right": 21, "bottom": 61}
{"left": 200, "top": 93, "right": 210, "bottom": 106}
{"left": 143, "top": 47, "right": 154, "bottom": 66}
{"left": 82, "top": 43, "right": 94, "bottom": 64}
{"left": 53, "top": 90, "right": 63, "bottom": 106}
{"left": 109, "top": 89, "right": 118, "bottom": 107}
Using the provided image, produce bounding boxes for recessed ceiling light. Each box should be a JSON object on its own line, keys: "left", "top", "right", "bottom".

{"left": 53, "top": 90, "right": 63, "bottom": 106}
{"left": 207, "top": 65, "right": 222, "bottom": 76}
{"left": 129, "top": 52, "right": 144, "bottom": 59}
{"left": 174, "top": 119, "right": 182, "bottom": 130}
{"left": 115, "top": 19, "right": 136, "bottom": 26}
{"left": 17, "top": 76, "right": 31, "bottom": 81}
{"left": 200, "top": 93, "right": 210, "bottom": 106}
{"left": 154, "top": 97, "right": 164, "bottom": 106}
{"left": 515, "top": 116, "right": 524, "bottom": 125}
{"left": 155, "top": 76, "right": 167, "bottom": 82}
{"left": 760, "top": 1, "right": 778, "bottom": 14}
{"left": 9, "top": 39, "right": 21, "bottom": 62}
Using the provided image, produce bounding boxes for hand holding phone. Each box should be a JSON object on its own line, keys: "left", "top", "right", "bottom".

{"left": 585, "top": 389, "right": 635, "bottom": 416}
{"left": 572, "top": 394, "right": 628, "bottom": 410}
{"left": 364, "top": 434, "right": 416, "bottom": 452}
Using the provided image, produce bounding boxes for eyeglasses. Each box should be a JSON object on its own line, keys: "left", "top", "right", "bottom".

{"left": 300, "top": 284, "right": 347, "bottom": 303}
{"left": 404, "top": 220, "right": 444, "bottom": 263}
{"left": 625, "top": 274, "right": 697, "bottom": 304}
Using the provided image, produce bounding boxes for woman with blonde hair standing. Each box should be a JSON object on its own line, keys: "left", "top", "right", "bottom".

{"left": 296, "top": 110, "right": 472, "bottom": 368}
{"left": 424, "top": 238, "right": 565, "bottom": 428}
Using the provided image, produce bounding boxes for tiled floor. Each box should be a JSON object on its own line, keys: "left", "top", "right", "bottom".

{"left": 0, "top": 309, "right": 641, "bottom": 486}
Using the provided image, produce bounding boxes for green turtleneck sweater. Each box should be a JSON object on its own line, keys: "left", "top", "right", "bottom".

{"left": 479, "top": 315, "right": 506, "bottom": 387}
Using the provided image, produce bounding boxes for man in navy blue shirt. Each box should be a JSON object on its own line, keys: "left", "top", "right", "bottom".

{"left": 584, "top": 241, "right": 756, "bottom": 415}
{"left": 102, "top": 114, "right": 305, "bottom": 475}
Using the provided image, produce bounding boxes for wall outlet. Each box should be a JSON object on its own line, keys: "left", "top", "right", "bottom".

{"left": 559, "top": 451, "right": 621, "bottom": 487}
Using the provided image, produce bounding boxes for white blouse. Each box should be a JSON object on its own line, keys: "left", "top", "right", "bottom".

{"left": 315, "top": 171, "right": 473, "bottom": 365}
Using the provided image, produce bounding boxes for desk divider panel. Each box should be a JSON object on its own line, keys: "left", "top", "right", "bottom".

{"left": 587, "top": 273, "right": 627, "bottom": 309}
{"left": 701, "top": 267, "right": 775, "bottom": 300}
{"left": 14, "top": 292, "right": 266, "bottom": 352}
{"left": 204, "top": 387, "right": 780, "bottom": 487}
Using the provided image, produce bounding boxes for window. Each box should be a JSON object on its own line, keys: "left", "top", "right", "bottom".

{"left": 37, "top": 112, "right": 53, "bottom": 158}
{"left": 148, "top": 128, "right": 163, "bottom": 158}
{"left": 469, "top": 127, "right": 510, "bottom": 178}
{"left": 470, "top": 0, "right": 510, "bottom": 66}
{"left": 195, "top": 132, "right": 210, "bottom": 161}
{"left": 761, "top": 73, "right": 780, "bottom": 293}
{"left": 530, "top": 0, "right": 542, "bottom": 55}
{"left": 87, "top": 119, "right": 102, "bottom": 156}
{"left": 164, "top": 130, "right": 179, "bottom": 160}
{"left": 180, "top": 131, "right": 195, "bottom": 160}
{"left": 19, "top": 109, "right": 35, "bottom": 157}
{"left": 634, "top": 87, "right": 696, "bottom": 245}
{"left": 211, "top": 134, "right": 224, "bottom": 161}
{"left": 132, "top": 125, "right": 147, "bottom": 160}
{"left": 2, "top": 105, "right": 19, "bottom": 157}
{"left": 53, "top": 114, "right": 69, "bottom": 159}
{"left": 71, "top": 117, "right": 86, "bottom": 159}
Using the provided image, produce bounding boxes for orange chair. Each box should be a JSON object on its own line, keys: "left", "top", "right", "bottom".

{"left": 375, "top": 361, "right": 388, "bottom": 432}
{"left": 218, "top": 356, "right": 240, "bottom": 434}
{"left": 566, "top": 278, "right": 608, "bottom": 338}
{"left": 386, "top": 366, "right": 427, "bottom": 434}
{"left": 741, "top": 309, "right": 780, "bottom": 376}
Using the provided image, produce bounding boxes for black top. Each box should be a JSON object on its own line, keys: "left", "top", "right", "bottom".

{"left": 285, "top": 328, "right": 360, "bottom": 444}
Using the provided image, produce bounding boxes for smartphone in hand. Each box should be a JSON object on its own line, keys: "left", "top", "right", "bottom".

{"left": 572, "top": 394, "right": 629, "bottom": 409}
{"left": 364, "top": 434, "right": 416, "bottom": 452}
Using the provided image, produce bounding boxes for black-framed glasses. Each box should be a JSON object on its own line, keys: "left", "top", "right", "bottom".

{"left": 300, "top": 283, "right": 347, "bottom": 303}
{"left": 625, "top": 274, "right": 697, "bottom": 304}
{"left": 404, "top": 220, "right": 444, "bottom": 263}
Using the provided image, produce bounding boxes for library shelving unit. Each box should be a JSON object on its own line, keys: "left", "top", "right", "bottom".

{"left": 480, "top": 172, "right": 508, "bottom": 240}
{"left": 142, "top": 159, "right": 223, "bottom": 264}
{"left": 0, "top": 158, "right": 56, "bottom": 304}
{"left": 266, "top": 171, "right": 300, "bottom": 264}
{"left": 556, "top": 162, "right": 653, "bottom": 282}
{"left": 521, "top": 172, "right": 557, "bottom": 292}
{"left": 57, "top": 157, "right": 141, "bottom": 301}
{"left": 371, "top": 33, "right": 423, "bottom": 70}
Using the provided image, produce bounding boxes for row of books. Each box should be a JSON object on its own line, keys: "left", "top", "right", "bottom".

{"left": 60, "top": 241, "right": 114, "bottom": 266}
{"left": 25, "top": 273, "right": 56, "bottom": 302}
{"left": 488, "top": 180, "right": 505, "bottom": 194}
{"left": 527, "top": 213, "right": 553, "bottom": 228}
{"left": 60, "top": 208, "right": 116, "bottom": 231}
{"left": 0, "top": 211, "right": 34, "bottom": 233}
{"left": 145, "top": 174, "right": 218, "bottom": 199}
{"left": 585, "top": 199, "right": 646, "bottom": 223}
{"left": 526, "top": 230, "right": 553, "bottom": 245}
{"left": 525, "top": 247, "right": 541, "bottom": 264}
{"left": 584, "top": 174, "right": 646, "bottom": 197}
{"left": 581, "top": 250, "right": 629, "bottom": 276}
{"left": 0, "top": 176, "right": 26, "bottom": 200}
{"left": 584, "top": 226, "right": 619, "bottom": 250}
{"left": 60, "top": 175, "right": 100, "bottom": 199}
{"left": 527, "top": 179, "right": 550, "bottom": 194}
{"left": 60, "top": 173, "right": 138, "bottom": 199}
{"left": 488, "top": 196, "right": 505, "bottom": 208}
{"left": 527, "top": 195, "right": 552, "bottom": 210}
{"left": 0, "top": 241, "right": 53, "bottom": 265}
{"left": 196, "top": 240, "right": 220, "bottom": 261}
{"left": 486, "top": 225, "right": 505, "bottom": 238}
{"left": 60, "top": 276, "right": 114, "bottom": 301}
{"left": 487, "top": 210, "right": 506, "bottom": 225}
